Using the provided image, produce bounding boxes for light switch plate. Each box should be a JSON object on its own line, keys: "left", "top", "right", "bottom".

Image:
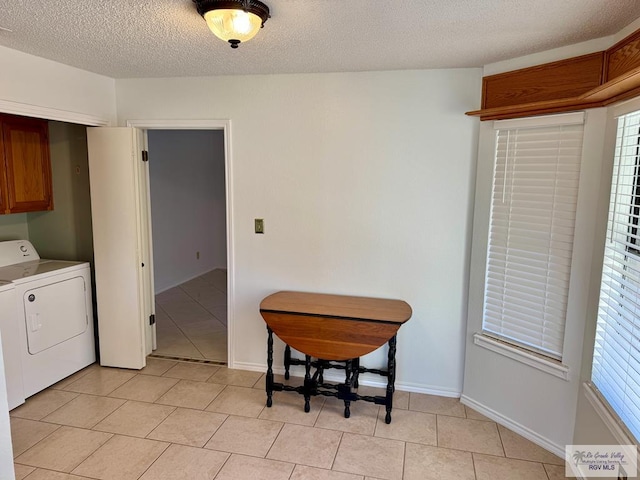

{"left": 255, "top": 218, "right": 264, "bottom": 234}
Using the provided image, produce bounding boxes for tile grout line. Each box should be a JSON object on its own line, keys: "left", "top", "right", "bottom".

{"left": 177, "top": 277, "right": 227, "bottom": 324}
{"left": 401, "top": 437, "right": 407, "bottom": 480}
{"left": 156, "top": 273, "right": 228, "bottom": 362}
{"left": 10, "top": 390, "right": 80, "bottom": 423}
{"left": 261, "top": 418, "right": 286, "bottom": 461}
{"left": 328, "top": 430, "right": 345, "bottom": 472}
{"left": 130, "top": 436, "right": 171, "bottom": 480}
{"left": 67, "top": 430, "right": 116, "bottom": 477}
{"left": 156, "top": 298, "right": 209, "bottom": 361}
{"left": 202, "top": 413, "right": 232, "bottom": 449}
{"left": 496, "top": 422, "right": 507, "bottom": 457}
{"left": 472, "top": 451, "right": 479, "bottom": 480}
{"left": 90, "top": 398, "right": 131, "bottom": 432}
{"left": 211, "top": 450, "right": 233, "bottom": 480}
{"left": 172, "top": 284, "right": 228, "bottom": 350}
{"left": 50, "top": 363, "right": 97, "bottom": 390}
{"left": 11, "top": 422, "right": 62, "bottom": 462}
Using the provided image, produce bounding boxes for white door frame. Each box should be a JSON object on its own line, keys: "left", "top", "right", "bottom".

{"left": 126, "top": 119, "right": 235, "bottom": 367}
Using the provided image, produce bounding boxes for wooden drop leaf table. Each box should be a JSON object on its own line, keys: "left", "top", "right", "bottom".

{"left": 260, "top": 291, "right": 412, "bottom": 423}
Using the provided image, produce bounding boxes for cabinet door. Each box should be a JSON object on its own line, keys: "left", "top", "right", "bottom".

{"left": 1, "top": 116, "right": 53, "bottom": 213}
{"left": 0, "top": 131, "right": 6, "bottom": 213}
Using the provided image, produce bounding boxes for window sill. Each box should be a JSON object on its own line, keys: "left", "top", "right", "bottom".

{"left": 473, "top": 333, "right": 570, "bottom": 380}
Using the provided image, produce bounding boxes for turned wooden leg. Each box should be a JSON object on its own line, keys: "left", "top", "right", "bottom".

{"left": 284, "top": 344, "right": 291, "bottom": 380}
{"left": 266, "top": 327, "right": 274, "bottom": 408}
{"left": 344, "top": 359, "right": 353, "bottom": 418}
{"left": 318, "top": 359, "right": 325, "bottom": 385}
{"left": 353, "top": 357, "right": 360, "bottom": 388}
{"left": 303, "top": 354, "right": 312, "bottom": 413}
{"left": 385, "top": 335, "right": 396, "bottom": 424}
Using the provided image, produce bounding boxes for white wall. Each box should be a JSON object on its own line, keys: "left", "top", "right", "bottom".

{"left": 0, "top": 46, "right": 116, "bottom": 125}
{"left": 148, "top": 129, "right": 227, "bottom": 293}
{"left": 27, "top": 121, "right": 94, "bottom": 263}
{"left": 0, "top": 215, "right": 28, "bottom": 241}
{"left": 116, "top": 69, "right": 482, "bottom": 394}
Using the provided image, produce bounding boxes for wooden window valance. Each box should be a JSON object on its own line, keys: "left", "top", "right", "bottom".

{"left": 467, "top": 28, "right": 640, "bottom": 121}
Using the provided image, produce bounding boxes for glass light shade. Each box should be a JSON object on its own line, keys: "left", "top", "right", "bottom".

{"left": 204, "top": 8, "right": 262, "bottom": 43}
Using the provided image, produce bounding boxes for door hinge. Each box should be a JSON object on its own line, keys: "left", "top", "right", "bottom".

{"left": 142, "top": 150, "right": 149, "bottom": 162}
{"left": 149, "top": 314, "right": 156, "bottom": 325}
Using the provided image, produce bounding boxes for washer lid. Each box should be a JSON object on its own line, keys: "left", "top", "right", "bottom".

{"left": 0, "top": 280, "right": 14, "bottom": 292}
{"left": 0, "top": 240, "right": 40, "bottom": 267}
{"left": 0, "top": 260, "right": 87, "bottom": 282}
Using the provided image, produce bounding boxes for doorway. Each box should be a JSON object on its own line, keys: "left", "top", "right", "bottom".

{"left": 147, "top": 129, "right": 228, "bottom": 364}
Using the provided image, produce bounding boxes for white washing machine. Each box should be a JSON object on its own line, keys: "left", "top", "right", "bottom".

{"left": 0, "top": 240, "right": 96, "bottom": 400}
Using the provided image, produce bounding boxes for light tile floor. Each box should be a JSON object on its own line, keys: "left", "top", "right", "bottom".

{"left": 154, "top": 269, "right": 228, "bottom": 363}
{"left": 10, "top": 359, "right": 567, "bottom": 480}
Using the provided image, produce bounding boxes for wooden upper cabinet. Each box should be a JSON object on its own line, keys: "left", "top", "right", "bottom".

{"left": 605, "top": 29, "right": 640, "bottom": 82}
{"left": 0, "top": 115, "right": 53, "bottom": 214}
{"left": 468, "top": 26, "right": 640, "bottom": 120}
{"left": 0, "top": 129, "right": 6, "bottom": 214}
{"left": 481, "top": 52, "right": 604, "bottom": 110}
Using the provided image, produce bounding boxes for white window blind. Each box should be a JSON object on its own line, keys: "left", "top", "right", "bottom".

{"left": 592, "top": 109, "right": 640, "bottom": 442}
{"left": 482, "top": 113, "right": 585, "bottom": 360}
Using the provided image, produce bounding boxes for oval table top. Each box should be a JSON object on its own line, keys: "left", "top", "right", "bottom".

{"left": 260, "top": 291, "right": 412, "bottom": 360}
{"left": 260, "top": 291, "right": 412, "bottom": 324}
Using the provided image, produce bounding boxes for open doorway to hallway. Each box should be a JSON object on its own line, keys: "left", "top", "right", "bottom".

{"left": 147, "top": 129, "right": 227, "bottom": 363}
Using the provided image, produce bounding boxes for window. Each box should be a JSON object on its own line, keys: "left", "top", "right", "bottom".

{"left": 592, "top": 109, "right": 640, "bottom": 442}
{"left": 482, "top": 113, "right": 585, "bottom": 361}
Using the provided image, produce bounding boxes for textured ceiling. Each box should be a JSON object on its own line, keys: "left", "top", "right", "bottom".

{"left": 0, "top": 0, "right": 639, "bottom": 78}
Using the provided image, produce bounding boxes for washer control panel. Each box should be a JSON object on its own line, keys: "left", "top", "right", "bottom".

{"left": 0, "top": 240, "right": 41, "bottom": 267}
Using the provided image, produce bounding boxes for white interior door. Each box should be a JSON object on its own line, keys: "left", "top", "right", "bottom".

{"left": 87, "top": 127, "right": 153, "bottom": 369}
{"left": 138, "top": 131, "right": 156, "bottom": 351}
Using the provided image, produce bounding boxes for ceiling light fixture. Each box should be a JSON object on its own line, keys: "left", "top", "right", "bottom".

{"left": 194, "top": 0, "right": 270, "bottom": 49}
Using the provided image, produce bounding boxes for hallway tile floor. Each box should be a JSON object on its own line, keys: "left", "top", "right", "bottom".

{"left": 154, "top": 269, "right": 227, "bottom": 363}
{"left": 10, "top": 360, "right": 566, "bottom": 479}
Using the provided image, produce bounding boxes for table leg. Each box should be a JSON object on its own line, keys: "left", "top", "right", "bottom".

{"left": 318, "top": 359, "right": 325, "bottom": 385}
{"left": 385, "top": 335, "right": 396, "bottom": 424}
{"left": 344, "top": 359, "right": 353, "bottom": 418}
{"left": 284, "top": 345, "right": 291, "bottom": 380}
{"left": 266, "top": 326, "right": 274, "bottom": 408}
{"left": 353, "top": 357, "right": 360, "bottom": 388}
{"left": 303, "top": 354, "right": 312, "bottom": 413}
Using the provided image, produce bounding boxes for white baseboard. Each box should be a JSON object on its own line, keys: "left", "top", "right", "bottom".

{"left": 397, "top": 381, "right": 460, "bottom": 397}
{"left": 231, "top": 361, "right": 460, "bottom": 397}
{"left": 460, "top": 394, "right": 566, "bottom": 458}
{"left": 155, "top": 267, "right": 227, "bottom": 295}
{"left": 231, "top": 362, "right": 266, "bottom": 374}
